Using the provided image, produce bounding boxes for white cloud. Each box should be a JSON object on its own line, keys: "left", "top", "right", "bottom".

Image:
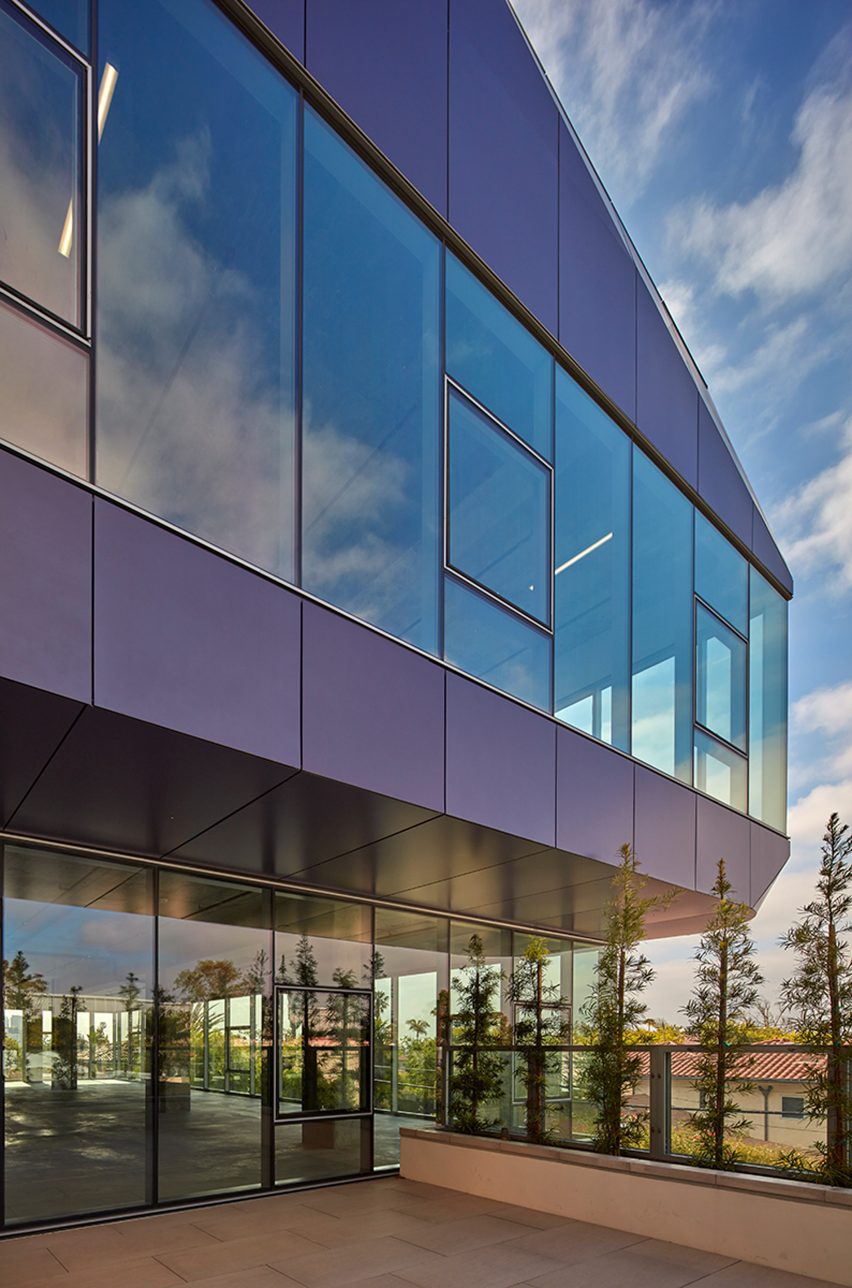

{"left": 512, "top": 0, "right": 713, "bottom": 202}
{"left": 669, "top": 58, "right": 852, "bottom": 302}
{"left": 776, "top": 418, "right": 852, "bottom": 591}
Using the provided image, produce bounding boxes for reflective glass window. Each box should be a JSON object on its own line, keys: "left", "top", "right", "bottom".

{"left": 695, "top": 728, "right": 747, "bottom": 812}
{"left": 446, "top": 253, "right": 553, "bottom": 458}
{"left": 3, "top": 846, "right": 153, "bottom": 1224}
{"left": 0, "top": 298, "right": 88, "bottom": 475}
{"left": 302, "top": 107, "right": 440, "bottom": 654}
{"left": 277, "top": 988, "right": 370, "bottom": 1117}
{"left": 444, "top": 574, "right": 551, "bottom": 711}
{"left": 0, "top": 1, "right": 84, "bottom": 327}
{"left": 157, "top": 872, "right": 270, "bottom": 1201}
{"left": 696, "top": 512, "right": 748, "bottom": 636}
{"left": 447, "top": 388, "right": 550, "bottom": 625}
{"left": 554, "top": 371, "right": 630, "bottom": 749}
{"left": 275, "top": 1116, "right": 370, "bottom": 1185}
{"left": 96, "top": 0, "right": 297, "bottom": 580}
{"left": 374, "top": 909, "right": 448, "bottom": 1168}
{"left": 749, "top": 569, "right": 788, "bottom": 831}
{"left": 632, "top": 451, "right": 693, "bottom": 782}
{"left": 696, "top": 604, "right": 746, "bottom": 750}
{"left": 275, "top": 892, "right": 372, "bottom": 990}
{"left": 25, "top": 0, "right": 89, "bottom": 54}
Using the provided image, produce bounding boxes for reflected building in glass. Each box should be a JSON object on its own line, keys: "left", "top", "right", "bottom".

{"left": 0, "top": 0, "right": 790, "bottom": 1232}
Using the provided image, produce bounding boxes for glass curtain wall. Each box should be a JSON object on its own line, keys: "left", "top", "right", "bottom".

{"left": 373, "top": 909, "right": 449, "bottom": 1167}
{"left": 157, "top": 871, "right": 271, "bottom": 1201}
{"left": 0, "top": 0, "right": 789, "bottom": 833}
{"left": 3, "top": 846, "right": 154, "bottom": 1224}
{"left": 96, "top": 0, "right": 298, "bottom": 579}
{"left": 632, "top": 451, "right": 694, "bottom": 783}
{"left": 749, "top": 569, "right": 789, "bottom": 831}
{"left": 302, "top": 108, "right": 441, "bottom": 654}
{"left": 554, "top": 371, "right": 630, "bottom": 749}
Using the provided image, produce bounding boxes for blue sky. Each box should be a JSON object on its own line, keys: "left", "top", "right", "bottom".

{"left": 513, "top": 0, "right": 852, "bottom": 1018}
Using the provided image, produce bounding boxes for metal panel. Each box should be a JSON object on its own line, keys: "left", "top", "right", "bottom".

{"left": 559, "top": 123, "right": 637, "bottom": 419}
{"left": 752, "top": 507, "right": 793, "bottom": 596}
{"left": 171, "top": 771, "right": 439, "bottom": 878}
{"left": 302, "top": 603, "right": 445, "bottom": 811}
{"left": 445, "top": 672, "right": 556, "bottom": 847}
{"left": 306, "top": 0, "right": 448, "bottom": 214}
{"left": 94, "top": 501, "right": 301, "bottom": 766}
{"left": 750, "top": 821, "right": 790, "bottom": 907}
{"left": 7, "top": 706, "right": 292, "bottom": 855}
{"left": 245, "top": 0, "right": 305, "bottom": 61}
{"left": 697, "top": 399, "right": 752, "bottom": 548}
{"left": 634, "top": 764, "right": 697, "bottom": 889}
{"left": 696, "top": 794, "right": 751, "bottom": 902}
{"left": 0, "top": 449, "right": 92, "bottom": 702}
{"left": 556, "top": 727, "right": 634, "bottom": 863}
{"left": 636, "top": 282, "right": 699, "bottom": 487}
{"left": 0, "top": 677, "right": 83, "bottom": 827}
{"left": 449, "top": 0, "right": 558, "bottom": 332}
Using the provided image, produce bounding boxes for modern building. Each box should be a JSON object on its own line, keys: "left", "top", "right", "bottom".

{"left": 0, "top": 0, "right": 790, "bottom": 1233}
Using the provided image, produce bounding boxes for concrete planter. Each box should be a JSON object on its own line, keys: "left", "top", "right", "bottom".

{"left": 400, "top": 1128, "right": 852, "bottom": 1287}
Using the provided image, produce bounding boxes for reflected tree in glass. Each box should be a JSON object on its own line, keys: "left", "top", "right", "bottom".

{"left": 450, "top": 934, "right": 506, "bottom": 1134}
{"left": 510, "top": 937, "right": 571, "bottom": 1143}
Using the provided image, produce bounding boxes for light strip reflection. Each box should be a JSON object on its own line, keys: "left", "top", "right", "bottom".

{"left": 58, "top": 63, "right": 119, "bottom": 257}
{"left": 555, "top": 531, "right": 613, "bottom": 575}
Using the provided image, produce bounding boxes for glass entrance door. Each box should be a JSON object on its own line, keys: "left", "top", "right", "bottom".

{"left": 274, "top": 984, "right": 372, "bottom": 1183}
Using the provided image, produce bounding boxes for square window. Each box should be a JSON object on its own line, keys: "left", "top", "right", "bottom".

{"left": 447, "top": 386, "right": 551, "bottom": 625}
{"left": 781, "top": 1096, "right": 805, "bottom": 1119}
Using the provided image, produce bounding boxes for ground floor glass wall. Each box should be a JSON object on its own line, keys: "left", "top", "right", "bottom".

{"left": 1, "top": 841, "right": 581, "bottom": 1230}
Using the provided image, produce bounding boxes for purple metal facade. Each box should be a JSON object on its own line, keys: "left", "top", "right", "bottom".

{"left": 558, "top": 122, "right": 637, "bottom": 420}
{"left": 246, "top": 0, "right": 304, "bottom": 62}
{"left": 306, "top": 0, "right": 448, "bottom": 215}
{"left": 636, "top": 280, "right": 699, "bottom": 489}
{"left": 0, "top": 449, "right": 92, "bottom": 703}
{"left": 634, "top": 764, "right": 697, "bottom": 890}
{"left": 302, "top": 604, "right": 446, "bottom": 812}
{"left": 696, "top": 794, "right": 752, "bottom": 902}
{"left": 556, "top": 726, "right": 634, "bottom": 863}
{"left": 94, "top": 502, "right": 301, "bottom": 766}
{"left": 697, "top": 398, "right": 753, "bottom": 550}
{"left": 448, "top": 0, "right": 559, "bottom": 333}
{"left": 445, "top": 673, "right": 556, "bottom": 846}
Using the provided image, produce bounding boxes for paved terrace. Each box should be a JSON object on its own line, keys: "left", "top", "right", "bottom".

{"left": 0, "top": 1177, "right": 839, "bottom": 1288}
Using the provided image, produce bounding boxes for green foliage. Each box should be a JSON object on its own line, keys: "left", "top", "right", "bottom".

{"left": 450, "top": 934, "right": 506, "bottom": 1133}
{"left": 581, "top": 845, "right": 666, "bottom": 1154}
{"left": 2, "top": 950, "right": 46, "bottom": 1017}
{"left": 780, "top": 812, "right": 852, "bottom": 1185}
{"left": 683, "top": 858, "right": 763, "bottom": 1170}
{"left": 511, "top": 936, "right": 570, "bottom": 1143}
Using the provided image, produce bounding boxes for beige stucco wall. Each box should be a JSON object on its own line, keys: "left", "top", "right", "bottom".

{"left": 401, "top": 1129, "right": 852, "bottom": 1287}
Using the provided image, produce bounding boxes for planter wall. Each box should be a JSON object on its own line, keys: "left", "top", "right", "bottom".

{"left": 400, "top": 1128, "right": 852, "bottom": 1287}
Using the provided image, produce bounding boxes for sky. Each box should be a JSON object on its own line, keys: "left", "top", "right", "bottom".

{"left": 512, "top": 0, "right": 852, "bottom": 1021}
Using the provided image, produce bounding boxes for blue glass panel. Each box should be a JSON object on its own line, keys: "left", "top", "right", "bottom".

{"left": 696, "top": 604, "right": 746, "bottom": 750}
{"left": 695, "top": 512, "right": 748, "bottom": 636}
{"left": 96, "top": 0, "right": 297, "bottom": 579}
{"left": 24, "top": 0, "right": 89, "bottom": 54}
{"left": 446, "top": 253, "right": 553, "bottom": 459}
{"left": 632, "top": 451, "right": 693, "bottom": 782}
{"left": 444, "top": 575, "right": 550, "bottom": 710}
{"left": 694, "top": 728, "right": 747, "bottom": 811}
{"left": 749, "top": 569, "right": 788, "bottom": 831}
{"left": 302, "top": 108, "right": 441, "bottom": 655}
{"left": 448, "top": 389, "right": 550, "bottom": 625}
{"left": 554, "top": 371, "right": 630, "bottom": 750}
{"left": 0, "top": 0, "right": 83, "bottom": 325}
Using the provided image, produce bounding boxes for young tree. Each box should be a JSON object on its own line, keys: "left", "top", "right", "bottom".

{"left": 683, "top": 858, "right": 763, "bottom": 1169}
{"left": 582, "top": 844, "right": 665, "bottom": 1154}
{"left": 511, "top": 936, "right": 570, "bottom": 1144}
{"left": 450, "top": 933, "right": 506, "bottom": 1134}
{"left": 780, "top": 812, "right": 852, "bottom": 1185}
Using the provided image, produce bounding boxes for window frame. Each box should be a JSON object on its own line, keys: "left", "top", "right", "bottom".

{"left": 693, "top": 594, "right": 749, "bottom": 761}
{"left": 444, "top": 376, "right": 554, "bottom": 633}
{"left": 781, "top": 1095, "right": 805, "bottom": 1120}
{"left": 273, "top": 982, "right": 374, "bottom": 1125}
{"left": 0, "top": 0, "right": 92, "bottom": 341}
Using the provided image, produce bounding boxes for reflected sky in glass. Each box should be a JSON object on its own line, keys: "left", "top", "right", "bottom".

{"left": 749, "top": 568, "right": 788, "bottom": 831}
{"left": 302, "top": 108, "right": 441, "bottom": 655}
{"left": 448, "top": 388, "right": 550, "bottom": 625}
{"left": 0, "top": 297, "right": 87, "bottom": 474}
{"left": 0, "top": 2, "right": 83, "bottom": 326}
{"left": 444, "top": 573, "right": 551, "bottom": 711}
{"left": 696, "top": 603, "right": 746, "bottom": 750}
{"left": 696, "top": 511, "right": 748, "bottom": 637}
{"left": 96, "top": 0, "right": 297, "bottom": 580}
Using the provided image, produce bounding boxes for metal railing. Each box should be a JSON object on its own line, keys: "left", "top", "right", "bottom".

{"left": 440, "top": 1043, "right": 852, "bottom": 1179}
